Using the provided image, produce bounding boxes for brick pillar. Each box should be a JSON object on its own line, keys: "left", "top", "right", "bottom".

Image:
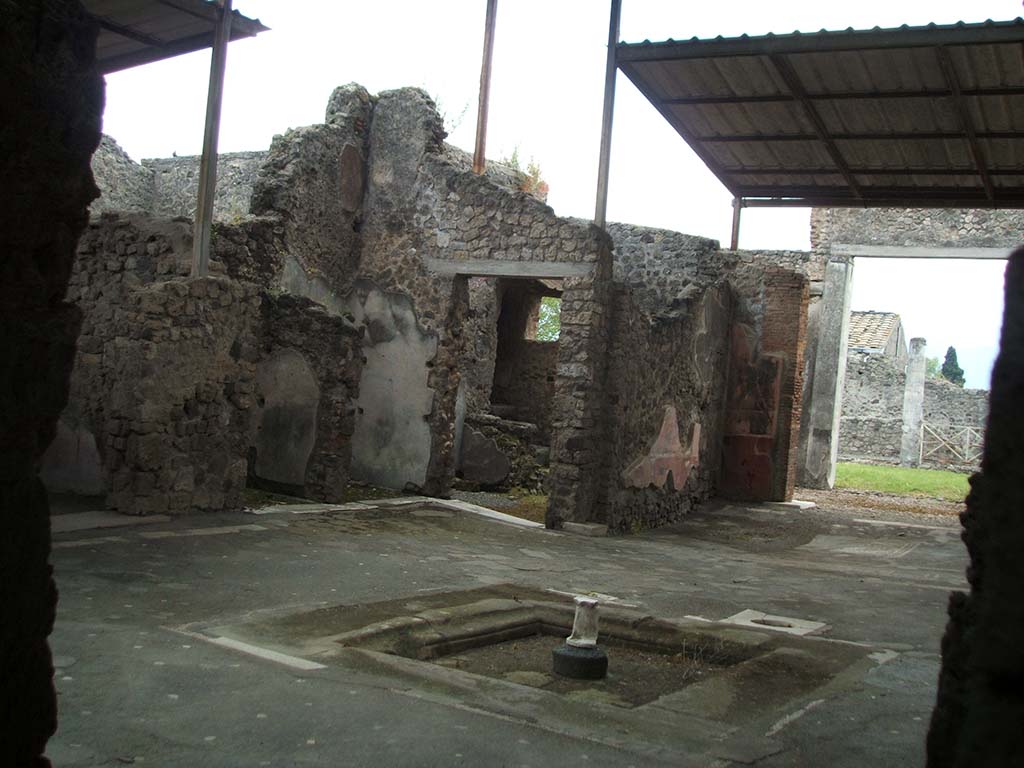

{"left": 900, "top": 337, "right": 927, "bottom": 467}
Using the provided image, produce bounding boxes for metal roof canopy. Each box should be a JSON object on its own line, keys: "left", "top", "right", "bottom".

{"left": 616, "top": 19, "right": 1024, "bottom": 211}
{"left": 84, "top": 0, "right": 267, "bottom": 74}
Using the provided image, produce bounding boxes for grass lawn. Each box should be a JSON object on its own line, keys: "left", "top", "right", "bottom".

{"left": 834, "top": 462, "right": 970, "bottom": 502}
{"left": 503, "top": 493, "right": 549, "bottom": 523}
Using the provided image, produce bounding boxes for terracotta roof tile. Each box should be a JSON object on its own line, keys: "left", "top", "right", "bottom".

{"left": 848, "top": 311, "right": 900, "bottom": 351}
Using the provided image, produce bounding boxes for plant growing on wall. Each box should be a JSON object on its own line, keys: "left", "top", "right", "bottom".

{"left": 502, "top": 147, "right": 549, "bottom": 202}
{"left": 941, "top": 346, "right": 966, "bottom": 386}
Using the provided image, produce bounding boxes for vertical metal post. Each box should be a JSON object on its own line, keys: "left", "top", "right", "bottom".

{"left": 594, "top": 0, "right": 622, "bottom": 229}
{"left": 730, "top": 197, "right": 743, "bottom": 250}
{"left": 472, "top": 0, "right": 499, "bottom": 175}
{"left": 192, "top": 0, "right": 234, "bottom": 278}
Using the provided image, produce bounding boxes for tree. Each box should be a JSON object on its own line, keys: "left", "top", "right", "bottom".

{"left": 536, "top": 297, "right": 561, "bottom": 341}
{"left": 925, "top": 357, "right": 941, "bottom": 379}
{"left": 941, "top": 346, "right": 965, "bottom": 386}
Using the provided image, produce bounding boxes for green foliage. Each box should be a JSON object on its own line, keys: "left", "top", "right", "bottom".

{"left": 834, "top": 463, "right": 970, "bottom": 502}
{"left": 925, "top": 357, "right": 941, "bottom": 379}
{"left": 941, "top": 346, "right": 965, "bottom": 386}
{"left": 505, "top": 146, "right": 521, "bottom": 171}
{"left": 501, "top": 146, "right": 549, "bottom": 200}
{"left": 536, "top": 296, "right": 561, "bottom": 341}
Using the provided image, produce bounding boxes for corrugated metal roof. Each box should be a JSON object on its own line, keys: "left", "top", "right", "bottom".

{"left": 848, "top": 311, "right": 900, "bottom": 351}
{"left": 617, "top": 19, "right": 1024, "bottom": 208}
{"left": 82, "top": 0, "right": 268, "bottom": 74}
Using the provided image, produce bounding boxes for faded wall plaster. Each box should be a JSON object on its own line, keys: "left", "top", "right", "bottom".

{"left": 344, "top": 281, "right": 438, "bottom": 490}
{"left": 253, "top": 348, "right": 320, "bottom": 488}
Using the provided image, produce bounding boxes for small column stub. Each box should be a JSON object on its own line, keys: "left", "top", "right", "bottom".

{"left": 552, "top": 596, "right": 608, "bottom": 679}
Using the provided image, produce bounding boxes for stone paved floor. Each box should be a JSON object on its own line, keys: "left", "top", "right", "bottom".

{"left": 45, "top": 495, "right": 964, "bottom": 767}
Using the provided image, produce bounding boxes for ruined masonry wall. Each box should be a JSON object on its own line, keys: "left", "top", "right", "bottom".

{"left": 90, "top": 135, "right": 153, "bottom": 215}
{"left": 257, "top": 295, "right": 364, "bottom": 500}
{"left": 354, "top": 87, "right": 614, "bottom": 518}
{"left": 88, "top": 132, "right": 265, "bottom": 222}
{"left": 924, "top": 379, "right": 990, "bottom": 427}
{"left": 146, "top": 151, "right": 265, "bottom": 221}
{"left": 49, "top": 213, "right": 364, "bottom": 512}
{"left": 720, "top": 267, "right": 808, "bottom": 501}
{"left": 58, "top": 216, "right": 258, "bottom": 513}
{"left": 104, "top": 277, "right": 259, "bottom": 514}
{"left": 602, "top": 283, "right": 733, "bottom": 532}
{"left": 492, "top": 340, "right": 559, "bottom": 439}
{"left": 812, "top": 207, "right": 1024, "bottom": 253}
{"left": 839, "top": 351, "right": 907, "bottom": 464}
{"left": 610, "top": 223, "right": 810, "bottom": 506}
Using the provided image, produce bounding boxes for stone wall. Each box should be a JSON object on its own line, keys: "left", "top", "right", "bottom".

{"left": 65, "top": 84, "right": 814, "bottom": 531}
{"left": 601, "top": 282, "right": 733, "bottom": 532}
{"left": 90, "top": 135, "right": 153, "bottom": 215}
{"left": 343, "top": 86, "right": 614, "bottom": 518}
{"left": 88, "top": 132, "right": 264, "bottom": 222}
{"left": 839, "top": 351, "right": 907, "bottom": 464}
{"left": 45, "top": 213, "right": 365, "bottom": 511}
{"left": 721, "top": 267, "right": 809, "bottom": 501}
{"left": 103, "top": 276, "right": 260, "bottom": 514}
{"left": 0, "top": 1, "right": 103, "bottom": 763}
{"left": 81, "top": 85, "right": 615, "bottom": 525}
{"left": 146, "top": 150, "right": 265, "bottom": 221}
{"left": 924, "top": 379, "right": 990, "bottom": 427}
{"left": 812, "top": 207, "right": 1024, "bottom": 252}
{"left": 255, "top": 295, "right": 364, "bottom": 500}
{"left": 836, "top": 356, "right": 990, "bottom": 469}
{"left": 605, "top": 224, "right": 809, "bottom": 518}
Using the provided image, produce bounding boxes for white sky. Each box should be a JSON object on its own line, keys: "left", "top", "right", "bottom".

{"left": 101, "top": 0, "right": 1022, "bottom": 388}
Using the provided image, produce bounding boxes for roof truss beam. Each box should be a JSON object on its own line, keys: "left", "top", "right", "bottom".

{"left": 722, "top": 167, "right": 1019, "bottom": 177}
{"left": 616, "top": 23, "right": 1024, "bottom": 63}
{"left": 94, "top": 15, "right": 167, "bottom": 49}
{"left": 767, "top": 53, "right": 862, "bottom": 199}
{"left": 659, "top": 85, "right": 1024, "bottom": 106}
{"left": 935, "top": 45, "right": 995, "bottom": 200}
{"left": 698, "top": 130, "right": 1024, "bottom": 143}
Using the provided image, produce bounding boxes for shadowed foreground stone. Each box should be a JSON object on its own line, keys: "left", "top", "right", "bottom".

{"left": 0, "top": 1, "right": 103, "bottom": 765}
{"left": 927, "top": 248, "right": 1024, "bottom": 767}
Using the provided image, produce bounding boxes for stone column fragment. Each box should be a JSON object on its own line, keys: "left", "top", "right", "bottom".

{"left": 800, "top": 259, "right": 854, "bottom": 489}
{"left": 900, "top": 337, "right": 927, "bottom": 467}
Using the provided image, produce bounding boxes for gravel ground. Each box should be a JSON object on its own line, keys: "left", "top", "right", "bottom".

{"left": 450, "top": 489, "right": 519, "bottom": 509}
{"left": 454, "top": 486, "right": 965, "bottom": 529}
{"left": 796, "top": 487, "right": 964, "bottom": 527}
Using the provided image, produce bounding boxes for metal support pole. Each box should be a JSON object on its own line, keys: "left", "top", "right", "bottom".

{"left": 472, "top": 0, "right": 499, "bottom": 175}
{"left": 594, "top": 0, "right": 621, "bottom": 229}
{"left": 192, "top": 0, "right": 233, "bottom": 277}
{"left": 730, "top": 197, "right": 743, "bottom": 250}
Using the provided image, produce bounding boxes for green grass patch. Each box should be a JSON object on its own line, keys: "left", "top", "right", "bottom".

{"left": 503, "top": 493, "right": 549, "bottom": 523}
{"left": 834, "top": 463, "right": 970, "bottom": 502}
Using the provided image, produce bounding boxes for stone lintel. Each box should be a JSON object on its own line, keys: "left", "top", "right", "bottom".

{"left": 832, "top": 244, "right": 1011, "bottom": 260}
{"left": 424, "top": 257, "right": 594, "bottom": 279}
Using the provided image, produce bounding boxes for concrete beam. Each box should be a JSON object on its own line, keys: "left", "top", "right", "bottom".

{"left": 424, "top": 258, "right": 594, "bottom": 279}
{"left": 800, "top": 259, "right": 854, "bottom": 489}
{"left": 900, "top": 337, "right": 927, "bottom": 467}
{"left": 832, "top": 244, "right": 1011, "bottom": 260}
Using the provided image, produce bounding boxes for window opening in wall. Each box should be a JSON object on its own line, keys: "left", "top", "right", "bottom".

{"left": 490, "top": 279, "right": 562, "bottom": 426}
{"left": 533, "top": 296, "right": 561, "bottom": 341}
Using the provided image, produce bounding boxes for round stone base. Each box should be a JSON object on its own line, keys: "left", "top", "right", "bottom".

{"left": 552, "top": 644, "right": 608, "bottom": 680}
